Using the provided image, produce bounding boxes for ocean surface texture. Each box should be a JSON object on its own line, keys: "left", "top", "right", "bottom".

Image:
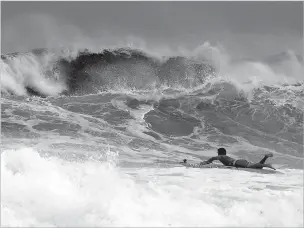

{"left": 1, "top": 45, "right": 303, "bottom": 227}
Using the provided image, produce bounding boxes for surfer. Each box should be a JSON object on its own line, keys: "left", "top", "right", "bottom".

{"left": 198, "top": 148, "right": 276, "bottom": 170}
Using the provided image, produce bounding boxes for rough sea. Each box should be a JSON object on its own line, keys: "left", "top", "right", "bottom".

{"left": 1, "top": 43, "right": 303, "bottom": 227}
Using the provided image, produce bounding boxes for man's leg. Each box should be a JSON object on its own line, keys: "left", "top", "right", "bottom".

{"left": 258, "top": 153, "right": 273, "bottom": 164}
{"left": 247, "top": 163, "right": 276, "bottom": 170}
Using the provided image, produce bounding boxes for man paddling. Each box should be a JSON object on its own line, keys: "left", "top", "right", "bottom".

{"left": 183, "top": 148, "right": 276, "bottom": 170}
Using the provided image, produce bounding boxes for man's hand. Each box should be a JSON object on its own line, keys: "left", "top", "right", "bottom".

{"left": 200, "top": 161, "right": 208, "bottom": 165}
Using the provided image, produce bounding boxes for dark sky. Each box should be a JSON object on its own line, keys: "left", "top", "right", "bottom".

{"left": 1, "top": 1, "right": 303, "bottom": 58}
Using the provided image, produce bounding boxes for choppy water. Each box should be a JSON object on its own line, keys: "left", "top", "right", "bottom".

{"left": 1, "top": 44, "right": 303, "bottom": 227}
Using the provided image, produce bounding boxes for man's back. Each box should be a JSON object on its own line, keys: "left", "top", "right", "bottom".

{"left": 218, "top": 155, "right": 236, "bottom": 166}
{"left": 206, "top": 155, "right": 236, "bottom": 166}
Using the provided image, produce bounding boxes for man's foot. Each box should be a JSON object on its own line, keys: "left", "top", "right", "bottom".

{"left": 265, "top": 153, "right": 273, "bottom": 158}
{"left": 265, "top": 164, "right": 276, "bottom": 170}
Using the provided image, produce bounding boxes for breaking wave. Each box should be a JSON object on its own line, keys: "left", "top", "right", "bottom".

{"left": 1, "top": 44, "right": 302, "bottom": 97}
{"left": 1, "top": 46, "right": 216, "bottom": 97}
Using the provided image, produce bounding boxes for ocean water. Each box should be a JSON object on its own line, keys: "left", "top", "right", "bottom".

{"left": 1, "top": 43, "right": 303, "bottom": 227}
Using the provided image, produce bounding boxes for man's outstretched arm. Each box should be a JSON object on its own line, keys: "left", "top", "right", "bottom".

{"left": 200, "top": 156, "right": 219, "bottom": 165}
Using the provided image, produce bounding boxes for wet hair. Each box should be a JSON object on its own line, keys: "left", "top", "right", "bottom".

{"left": 217, "top": 148, "right": 226, "bottom": 155}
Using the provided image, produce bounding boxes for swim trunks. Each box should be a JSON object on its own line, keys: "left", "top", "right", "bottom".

{"left": 234, "top": 159, "right": 251, "bottom": 168}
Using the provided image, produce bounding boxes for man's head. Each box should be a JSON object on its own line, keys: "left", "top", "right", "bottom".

{"left": 217, "top": 148, "right": 226, "bottom": 155}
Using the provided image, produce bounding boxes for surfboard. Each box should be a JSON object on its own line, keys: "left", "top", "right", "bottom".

{"left": 179, "top": 161, "right": 282, "bottom": 174}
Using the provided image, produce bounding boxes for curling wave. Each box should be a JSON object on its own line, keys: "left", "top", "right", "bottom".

{"left": 1, "top": 47, "right": 215, "bottom": 97}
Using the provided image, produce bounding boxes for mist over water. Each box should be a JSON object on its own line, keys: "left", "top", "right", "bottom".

{"left": 1, "top": 12, "right": 303, "bottom": 227}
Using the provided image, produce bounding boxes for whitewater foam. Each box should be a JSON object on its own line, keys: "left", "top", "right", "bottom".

{"left": 1, "top": 52, "right": 67, "bottom": 96}
{"left": 1, "top": 148, "right": 303, "bottom": 227}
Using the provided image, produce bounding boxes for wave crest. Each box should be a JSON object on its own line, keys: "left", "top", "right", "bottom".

{"left": 1, "top": 45, "right": 302, "bottom": 98}
{"left": 1, "top": 47, "right": 216, "bottom": 97}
